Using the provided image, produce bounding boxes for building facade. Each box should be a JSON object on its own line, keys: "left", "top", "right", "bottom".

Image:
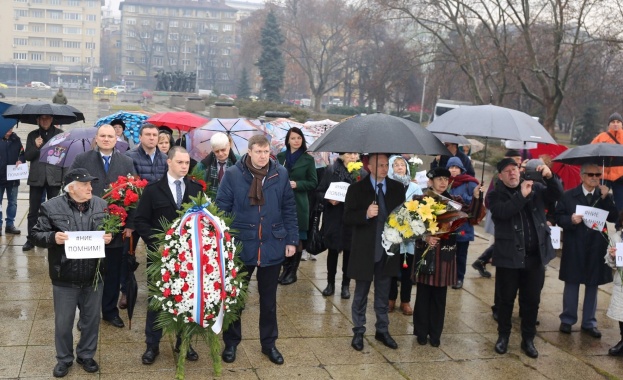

{"left": 0, "top": 0, "right": 103, "bottom": 87}
{"left": 119, "top": 0, "right": 238, "bottom": 92}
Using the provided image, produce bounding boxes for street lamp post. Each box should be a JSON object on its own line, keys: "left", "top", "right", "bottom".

{"left": 14, "top": 63, "right": 18, "bottom": 99}
{"left": 195, "top": 33, "right": 202, "bottom": 92}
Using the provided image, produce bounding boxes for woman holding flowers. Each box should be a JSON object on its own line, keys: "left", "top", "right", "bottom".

{"left": 387, "top": 155, "right": 422, "bottom": 314}
{"left": 446, "top": 156, "right": 481, "bottom": 289}
{"left": 605, "top": 228, "right": 623, "bottom": 356}
{"left": 317, "top": 152, "right": 360, "bottom": 298}
{"left": 413, "top": 167, "right": 481, "bottom": 347}
{"left": 277, "top": 127, "right": 318, "bottom": 285}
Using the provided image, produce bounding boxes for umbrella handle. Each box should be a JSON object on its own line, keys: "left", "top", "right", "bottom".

{"left": 123, "top": 233, "right": 135, "bottom": 255}
{"left": 481, "top": 138, "right": 489, "bottom": 184}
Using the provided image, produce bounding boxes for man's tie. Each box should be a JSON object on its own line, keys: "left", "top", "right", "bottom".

{"left": 586, "top": 192, "right": 593, "bottom": 205}
{"left": 375, "top": 183, "right": 387, "bottom": 262}
{"left": 218, "top": 162, "right": 225, "bottom": 182}
{"left": 103, "top": 156, "right": 110, "bottom": 173}
{"left": 175, "top": 180, "right": 182, "bottom": 209}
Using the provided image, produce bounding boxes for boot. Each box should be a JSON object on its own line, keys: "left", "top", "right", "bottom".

{"left": 388, "top": 300, "right": 396, "bottom": 312}
{"left": 322, "top": 283, "right": 335, "bottom": 296}
{"left": 400, "top": 302, "right": 413, "bottom": 315}
{"left": 281, "top": 251, "right": 302, "bottom": 285}
{"left": 340, "top": 285, "right": 350, "bottom": 299}
{"left": 278, "top": 258, "right": 292, "bottom": 284}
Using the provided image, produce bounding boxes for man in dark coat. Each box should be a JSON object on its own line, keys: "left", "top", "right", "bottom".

{"left": 344, "top": 153, "right": 405, "bottom": 351}
{"left": 555, "top": 163, "right": 617, "bottom": 338}
{"left": 489, "top": 157, "right": 563, "bottom": 358}
{"left": 0, "top": 126, "right": 24, "bottom": 235}
{"left": 134, "top": 146, "right": 203, "bottom": 365}
{"left": 23, "top": 114, "right": 64, "bottom": 251}
{"left": 216, "top": 135, "right": 298, "bottom": 366}
{"left": 198, "top": 132, "right": 237, "bottom": 197}
{"left": 70, "top": 124, "right": 137, "bottom": 329}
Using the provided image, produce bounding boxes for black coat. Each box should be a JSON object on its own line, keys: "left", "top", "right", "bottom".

{"left": 0, "top": 132, "right": 24, "bottom": 186}
{"left": 555, "top": 185, "right": 617, "bottom": 285}
{"left": 24, "top": 126, "right": 64, "bottom": 186}
{"left": 134, "top": 175, "right": 204, "bottom": 249}
{"left": 343, "top": 175, "right": 405, "bottom": 281}
{"left": 317, "top": 158, "right": 353, "bottom": 251}
{"left": 488, "top": 176, "right": 563, "bottom": 269}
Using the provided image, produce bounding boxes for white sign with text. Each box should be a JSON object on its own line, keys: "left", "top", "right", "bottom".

{"left": 576, "top": 205, "right": 609, "bottom": 231}
{"left": 550, "top": 226, "right": 561, "bottom": 249}
{"left": 616, "top": 243, "right": 623, "bottom": 267}
{"left": 415, "top": 170, "right": 428, "bottom": 189}
{"left": 324, "top": 181, "right": 350, "bottom": 203}
{"left": 65, "top": 231, "right": 105, "bottom": 259}
{"left": 6, "top": 164, "right": 28, "bottom": 181}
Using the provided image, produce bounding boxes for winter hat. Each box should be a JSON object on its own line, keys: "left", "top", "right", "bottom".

{"left": 427, "top": 167, "right": 451, "bottom": 179}
{"left": 609, "top": 112, "right": 623, "bottom": 124}
{"left": 445, "top": 156, "right": 465, "bottom": 173}
{"left": 504, "top": 149, "right": 521, "bottom": 158}
{"left": 497, "top": 157, "right": 519, "bottom": 173}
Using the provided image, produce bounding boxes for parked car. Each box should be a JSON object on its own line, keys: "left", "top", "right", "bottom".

{"left": 0, "top": 83, "right": 7, "bottom": 89}
{"left": 93, "top": 87, "right": 117, "bottom": 95}
{"left": 111, "top": 85, "right": 127, "bottom": 93}
{"left": 25, "top": 81, "right": 51, "bottom": 89}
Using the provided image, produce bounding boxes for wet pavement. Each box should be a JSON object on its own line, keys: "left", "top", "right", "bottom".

{"left": 1, "top": 96, "right": 623, "bottom": 378}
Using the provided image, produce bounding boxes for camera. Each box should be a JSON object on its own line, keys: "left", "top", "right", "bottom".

{"left": 522, "top": 169, "right": 543, "bottom": 182}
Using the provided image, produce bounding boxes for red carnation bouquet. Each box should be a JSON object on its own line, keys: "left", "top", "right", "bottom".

{"left": 100, "top": 174, "right": 148, "bottom": 234}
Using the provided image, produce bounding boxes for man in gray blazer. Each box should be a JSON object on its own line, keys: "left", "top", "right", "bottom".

{"left": 70, "top": 124, "right": 136, "bottom": 328}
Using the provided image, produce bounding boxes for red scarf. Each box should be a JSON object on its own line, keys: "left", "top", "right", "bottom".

{"left": 450, "top": 174, "right": 479, "bottom": 188}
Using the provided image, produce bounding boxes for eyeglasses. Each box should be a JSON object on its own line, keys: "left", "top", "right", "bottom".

{"left": 584, "top": 172, "right": 602, "bottom": 177}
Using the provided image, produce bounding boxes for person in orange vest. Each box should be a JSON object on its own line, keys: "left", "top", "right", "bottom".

{"left": 592, "top": 112, "right": 623, "bottom": 213}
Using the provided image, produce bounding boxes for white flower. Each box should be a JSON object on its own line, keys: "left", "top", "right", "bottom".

{"left": 410, "top": 220, "right": 426, "bottom": 237}
{"left": 383, "top": 227, "right": 402, "bottom": 244}
{"left": 409, "top": 156, "right": 423, "bottom": 165}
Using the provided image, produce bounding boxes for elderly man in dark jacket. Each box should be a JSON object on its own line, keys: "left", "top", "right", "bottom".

{"left": 344, "top": 153, "right": 405, "bottom": 352}
{"left": 0, "top": 126, "right": 24, "bottom": 235}
{"left": 216, "top": 135, "right": 298, "bottom": 366}
{"left": 32, "top": 168, "right": 112, "bottom": 378}
{"left": 23, "top": 114, "right": 64, "bottom": 251}
{"left": 555, "top": 163, "right": 617, "bottom": 338}
{"left": 489, "top": 157, "right": 562, "bottom": 359}
{"left": 70, "top": 124, "right": 137, "bottom": 329}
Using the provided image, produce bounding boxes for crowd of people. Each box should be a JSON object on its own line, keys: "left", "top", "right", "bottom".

{"left": 3, "top": 111, "right": 623, "bottom": 377}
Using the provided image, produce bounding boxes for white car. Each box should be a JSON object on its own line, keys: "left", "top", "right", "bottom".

{"left": 26, "top": 81, "right": 51, "bottom": 89}
{"left": 111, "top": 85, "right": 127, "bottom": 93}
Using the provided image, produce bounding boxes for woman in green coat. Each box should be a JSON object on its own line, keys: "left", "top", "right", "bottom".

{"left": 277, "top": 127, "right": 318, "bottom": 285}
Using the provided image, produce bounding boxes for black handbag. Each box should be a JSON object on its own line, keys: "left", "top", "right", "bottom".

{"left": 306, "top": 203, "right": 326, "bottom": 255}
{"left": 411, "top": 244, "right": 436, "bottom": 280}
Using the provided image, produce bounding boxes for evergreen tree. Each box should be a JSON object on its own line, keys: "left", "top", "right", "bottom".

{"left": 574, "top": 105, "right": 600, "bottom": 145}
{"left": 256, "top": 10, "right": 285, "bottom": 102}
{"left": 237, "top": 68, "right": 252, "bottom": 99}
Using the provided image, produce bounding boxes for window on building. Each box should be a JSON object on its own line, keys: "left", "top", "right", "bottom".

{"left": 222, "top": 48, "right": 230, "bottom": 56}
{"left": 154, "top": 45, "right": 163, "bottom": 52}
{"left": 169, "top": 58, "right": 177, "bottom": 65}
{"left": 14, "top": 10, "right": 29, "bottom": 18}
{"left": 168, "top": 33, "right": 178, "bottom": 40}
{"left": 115, "top": 40, "right": 121, "bottom": 48}
{"left": 140, "top": 32, "right": 150, "bottom": 39}
{"left": 32, "top": 0, "right": 44, "bottom": 3}
{"left": 30, "top": 38, "right": 44, "bottom": 47}
{"left": 14, "top": 0, "right": 27, "bottom": 3}
{"left": 154, "top": 57, "right": 163, "bottom": 66}
{"left": 86, "top": 14, "right": 97, "bottom": 22}
{"left": 13, "top": 53, "right": 27, "bottom": 60}
{"left": 155, "top": 22, "right": 163, "bottom": 30}
{"left": 223, "top": 61, "right": 231, "bottom": 68}
{"left": 157, "top": 7, "right": 165, "bottom": 16}
{"left": 210, "top": 35, "right": 218, "bottom": 42}
{"left": 127, "top": 30, "right": 136, "bottom": 38}
{"left": 126, "top": 70, "right": 134, "bottom": 75}
{"left": 210, "top": 23, "right": 218, "bottom": 31}
{"left": 68, "top": 0, "right": 81, "bottom": 6}
{"left": 182, "top": 22, "right": 193, "bottom": 29}
{"left": 126, "top": 43, "right": 136, "bottom": 50}
{"left": 127, "top": 56, "right": 135, "bottom": 63}
{"left": 86, "top": 42, "right": 96, "bottom": 49}
{"left": 31, "top": 24, "right": 44, "bottom": 33}
{"left": 31, "top": 53, "right": 43, "bottom": 61}
{"left": 126, "top": 18, "right": 136, "bottom": 25}
{"left": 223, "top": 24, "right": 233, "bottom": 32}
{"left": 63, "top": 27, "right": 82, "bottom": 34}
{"left": 49, "top": 39, "right": 61, "bottom": 47}
{"left": 139, "top": 57, "right": 146, "bottom": 64}
{"left": 63, "top": 56, "right": 80, "bottom": 63}
{"left": 183, "top": 9, "right": 193, "bottom": 17}
{"left": 48, "top": 10, "right": 62, "bottom": 19}
{"left": 64, "top": 13, "right": 82, "bottom": 21}
{"left": 13, "top": 38, "right": 28, "bottom": 46}
{"left": 86, "top": 29, "right": 96, "bottom": 36}
{"left": 48, "top": 54, "right": 61, "bottom": 62}
{"left": 86, "top": 0, "right": 98, "bottom": 7}
{"left": 48, "top": 24, "right": 62, "bottom": 33}
{"left": 14, "top": 24, "right": 27, "bottom": 32}
{"left": 169, "top": 21, "right": 178, "bottom": 28}
{"left": 168, "top": 46, "right": 178, "bottom": 53}
{"left": 181, "top": 34, "right": 191, "bottom": 41}
{"left": 126, "top": 5, "right": 136, "bottom": 12}
{"left": 31, "top": 10, "right": 44, "bottom": 18}
{"left": 63, "top": 41, "right": 81, "bottom": 49}
{"left": 142, "top": 20, "right": 150, "bottom": 26}
{"left": 49, "top": 0, "right": 61, "bottom": 4}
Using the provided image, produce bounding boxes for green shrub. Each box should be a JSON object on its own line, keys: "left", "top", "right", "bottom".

{"left": 327, "top": 105, "right": 370, "bottom": 116}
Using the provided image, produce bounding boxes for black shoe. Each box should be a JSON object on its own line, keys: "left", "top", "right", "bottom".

{"left": 322, "top": 283, "right": 335, "bottom": 296}
{"left": 581, "top": 326, "right": 602, "bottom": 338}
{"left": 141, "top": 346, "right": 160, "bottom": 365}
{"left": 222, "top": 345, "right": 237, "bottom": 363}
{"left": 609, "top": 340, "right": 623, "bottom": 356}
{"left": 76, "top": 357, "right": 99, "bottom": 373}
{"left": 5, "top": 226, "right": 21, "bottom": 234}
{"left": 521, "top": 339, "right": 539, "bottom": 358}
{"left": 374, "top": 331, "right": 398, "bottom": 349}
{"left": 22, "top": 241, "right": 34, "bottom": 251}
{"left": 261, "top": 347, "right": 284, "bottom": 365}
{"left": 416, "top": 336, "right": 427, "bottom": 345}
{"left": 494, "top": 336, "right": 508, "bottom": 354}
{"left": 103, "top": 315, "right": 125, "bottom": 328}
{"left": 492, "top": 311, "right": 498, "bottom": 321}
{"left": 452, "top": 280, "right": 463, "bottom": 289}
{"left": 351, "top": 332, "right": 364, "bottom": 351}
{"left": 341, "top": 285, "right": 350, "bottom": 299}
{"left": 472, "top": 260, "right": 491, "bottom": 278}
{"left": 281, "top": 251, "right": 302, "bottom": 285}
{"left": 429, "top": 338, "right": 440, "bottom": 347}
{"left": 174, "top": 344, "right": 199, "bottom": 361}
{"left": 559, "top": 322, "right": 572, "bottom": 334}
{"left": 53, "top": 361, "right": 72, "bottom": 377}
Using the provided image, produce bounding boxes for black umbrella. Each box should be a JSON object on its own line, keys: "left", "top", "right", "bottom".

{"left": 2, "top": 102, "right": 85, "bottom": 125}
{"left": 308, "top": 113, "right": 450, "bottom": 155}
{"left": 432, "top": 132, "right": 471, "bottom": 145}
{"left": 553, "top": 143, "right": 623, "bottom": 167}
{"left": 427, "top": 105, "right": 556, "bottom": 182}
{"left": 125, "top": 235, "right": 139, "bottom": 330}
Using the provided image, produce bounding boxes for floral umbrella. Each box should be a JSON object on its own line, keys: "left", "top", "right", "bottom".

{"left": 304, "top": 119, "right": 338, "bottom": 167}
{"left": 185, "top": 118, "right": 267, "bottom": 162}
{"left": 265, "top": 118, "right": 327, "bottom": 167}
{"left": 93, "top": 111, "right": 150, "bottom": 145}
{"left": 39, "top": 127, "right": 128, "bottom": 167}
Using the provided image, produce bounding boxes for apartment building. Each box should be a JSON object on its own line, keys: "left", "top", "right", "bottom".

{"left": 0, "top": 0, "right": 103, "bottom": 87}
{"left": 119, "top": 0, "right": 238, "bottom": 91}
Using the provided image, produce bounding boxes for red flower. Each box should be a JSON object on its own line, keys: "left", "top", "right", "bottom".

{"left": 179, "top": 252, "right": 186, "bottom": 262}
{"left": 162, "top": 271, "right": 171, "bottom": 282}
{"left": 111, "top": 190, "right": 121, "bottom": 200}
{"left": 174, "top": 295, "right": 183, "bottom": 303}
{"left": 224, "top": 232, "right": 231, "bottom": 242}
{"left": 174, "top": 262, "right": 181, "bottom": 272}
{"left": 197, "top": 179, "right": 207, "bottom": 191}
{"left": 162, "top": 248, "right": 170, "bottom": 258}
{"left": 232, "top": 269, "right": 237, "bottom": 278}
{"left": 402, "top": 263, "right": 408, "bottom": 269}
{"left": 163, "top": 288, "right": 171, "bottom": 297}
{"left": 459, "top": 231, "right": 466, "bottom": 236}
{"left": 182, "top": 282, "right": 189, "bottom": 292}
{"left": 180, "top": 271, "right": 187, "bottom": 279}
{"left": 187, "top": 262, "right": 193, "bottom": 271}
{"left": 592, "top": 223, "right": 598, "bottom": 229}
{"left": 206, "top": 264, "right": 214, "bottom": 274}
{"left": 188, "top": 317, "right": 194, "bottom": 323}
{"left": 214, "top": 281, "right": 221, "bottom": 291}
{"left": 166, "top": 229, "right": 174, "bottom": 236}
{"left": 231, "top": 287, "right": 237, "bottom": 296}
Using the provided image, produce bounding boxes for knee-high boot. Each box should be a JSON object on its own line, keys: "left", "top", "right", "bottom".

{"left": 278, "top": 258, "right": 292, "bottom": 284}
{"left": 281, "top": 251, "right": 302, "bottom": 285}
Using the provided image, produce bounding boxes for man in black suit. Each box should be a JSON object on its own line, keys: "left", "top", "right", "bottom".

{"left": 70, "top": 124, "right": 136, "bottom": 329}
{"left": 134, "top": 146, "right": 204, "bottom": 365}
{"left": 343, "top": 153, "right": 405, "bottom": 351}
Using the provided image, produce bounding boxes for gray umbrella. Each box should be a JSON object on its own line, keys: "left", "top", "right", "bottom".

{"left": 553, "top": 143, "right": 623, "bottom": 166}
{"left": 308, "top": 113, "right": 450, "bottom": 155}
{"left": 427, "top": 104, "right": 556, "bottom": 144}
{"left": 432, "top": 132, "right": 470, "bottom": 145}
